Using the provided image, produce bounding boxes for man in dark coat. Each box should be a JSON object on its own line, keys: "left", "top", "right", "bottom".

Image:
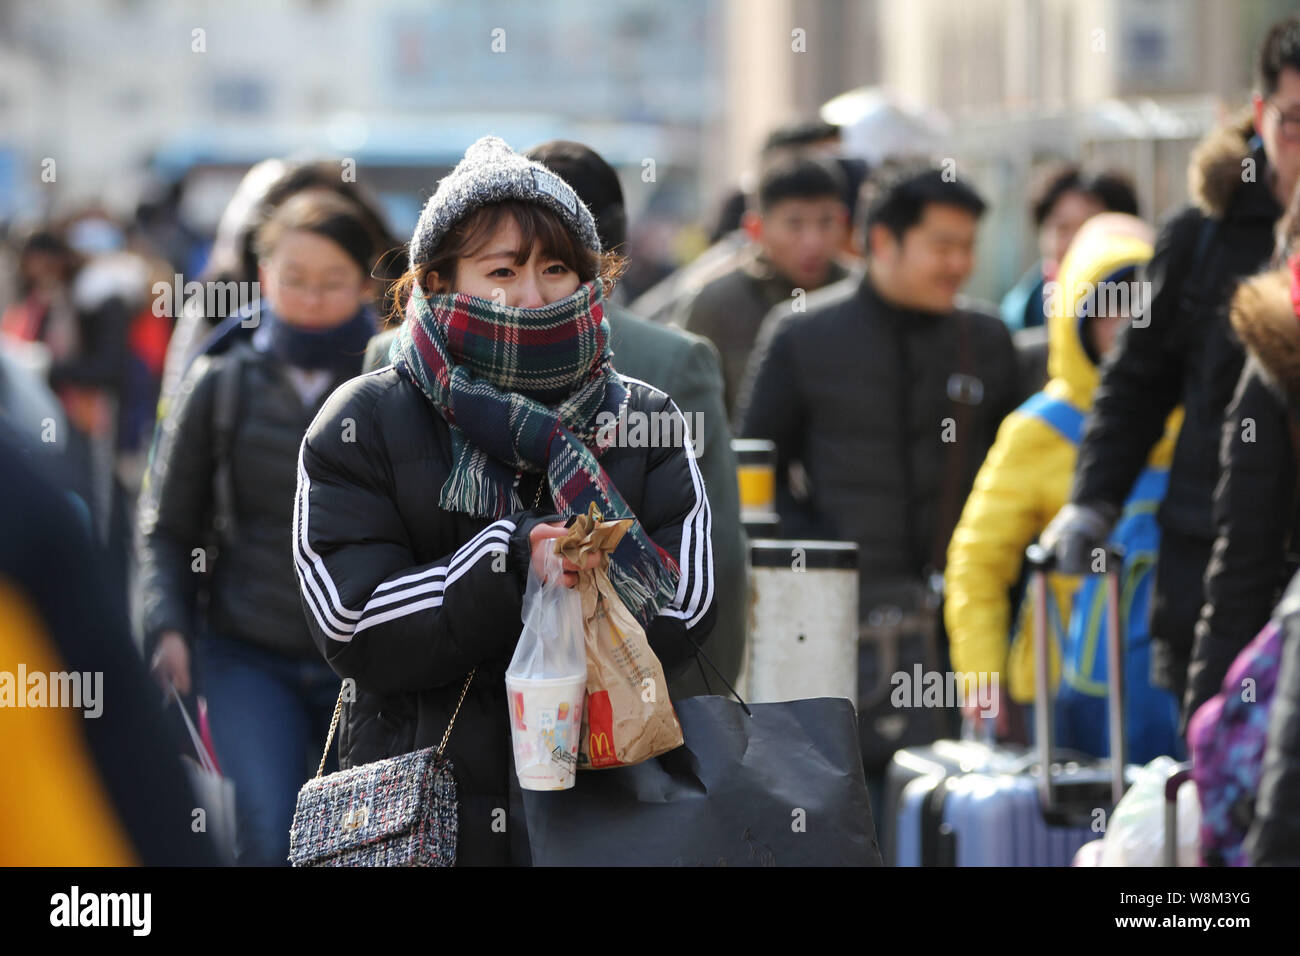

{"left": 1042, "top": 15, "right": 1300, "bottom": 722}
{"left": 737, "top": 164, "right": 1019, "bottom": 771}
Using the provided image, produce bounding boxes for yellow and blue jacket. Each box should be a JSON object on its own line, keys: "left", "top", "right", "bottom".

{"left": 944, "top": 229, "right": 1181, "bottom": 703}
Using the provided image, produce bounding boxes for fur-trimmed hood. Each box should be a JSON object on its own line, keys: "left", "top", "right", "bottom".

{"left": 1231, "top": 266, "right": 1300, "bottom": 399}
{"left": 1189, "top": 110, "right": 1260, "bottom": 220}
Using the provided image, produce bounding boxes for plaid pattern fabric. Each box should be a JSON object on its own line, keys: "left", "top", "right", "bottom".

{"left": 389, "top": 279, "right": 679, "bottom": 627}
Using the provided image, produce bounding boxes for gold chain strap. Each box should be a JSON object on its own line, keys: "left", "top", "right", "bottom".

{"left": 316, "top": 689, "right": 345, "bottom": 779}
{"left": 313, "top": 473, "right": 550, "bottom": 778}
{"left": 435, "top": 669, "right": 476, "bottom": 757}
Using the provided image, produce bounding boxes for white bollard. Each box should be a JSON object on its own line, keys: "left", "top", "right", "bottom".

{"left": 746, "top": 539, "right": 859, "bottom": 704}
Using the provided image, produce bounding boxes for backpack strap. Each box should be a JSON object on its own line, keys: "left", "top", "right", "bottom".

{"left": 1017, "top": 392, "right": 1086, "bottom": 445}
{"left": 210, "top": 354, "right": 242, "bottom": 546}
{"left": 1175, "top": 216, "right": 1223, "bottom": 319}
{"left": 1190, "top": 215, "right": 1218, "bottom": 267}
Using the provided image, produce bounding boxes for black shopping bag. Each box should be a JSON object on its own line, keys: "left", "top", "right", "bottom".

{"left": 520, "top": 694, "right": 882, "bottom": 866}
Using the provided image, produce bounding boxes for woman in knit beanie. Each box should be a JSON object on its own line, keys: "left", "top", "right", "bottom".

{"left": 292, "top": 136, "right": 717, "bottom": 865}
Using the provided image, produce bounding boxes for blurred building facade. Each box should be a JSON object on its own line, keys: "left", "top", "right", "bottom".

{"left": 2, "top": 0, "right": 1297, "bottom": 299}
{"left": 0, "top": 0, "right": 722, "bottom": 242}
{"left": 721, "top": 0, "right": 1297, "bottom": 299}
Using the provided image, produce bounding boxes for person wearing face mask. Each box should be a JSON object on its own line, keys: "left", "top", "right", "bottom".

{"left": 737, "top": 163, "right": 1019, "bottom": 778}
{"left": 156, "top": 159, "right": 400, "bottom": 420}
{"left": 135, "top": 190, "right": 382, "bottom": 866}
{"left": 944, "top": 213, "right": 1183, "bottom": 759}
{"left": 293, "top": 136, "right": 716, "bottom": 866}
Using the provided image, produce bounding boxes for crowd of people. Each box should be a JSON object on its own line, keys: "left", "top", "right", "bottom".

{"left": 3, "top": 12, "right": 1300, "bottom": 869}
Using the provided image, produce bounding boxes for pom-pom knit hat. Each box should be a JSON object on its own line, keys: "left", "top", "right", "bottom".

{"left": 408, "top": 135, "right": 602, "bottom": 270}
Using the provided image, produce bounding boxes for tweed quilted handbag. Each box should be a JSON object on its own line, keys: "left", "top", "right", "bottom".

{"left": 288, "top": 669, "right": 475, "bottom": 867}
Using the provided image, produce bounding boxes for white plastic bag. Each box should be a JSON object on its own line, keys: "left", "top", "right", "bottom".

{"left": 506, "top": 547, "right": 589, "bottom": 788}
{"left": 1072, "top": 838, "right": 1106, "bottom": 867}
{"left": 507, "top": 547, "right": 587, "bottom": 682}
{"left": 1100, "top": 756, "right": 1201, "bottom": 867}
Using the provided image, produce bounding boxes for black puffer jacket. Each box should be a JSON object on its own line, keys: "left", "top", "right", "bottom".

{"left": 675, "top": 247, "right": 852, "bottom": 419}
{"left": 135, "top": 340, "right": 357, "bottom": 661}
{"left": 1071, "top": 115, "right": 1285, "bottom": 540}
{"left": 1190, "top": 267, "right": 1300, "bottom": 722}
{"left": 736, "top": 274, "right": 1019, "bottom": 604}
{"left": 294, "top": 366, "right": 716, "bottom": 866}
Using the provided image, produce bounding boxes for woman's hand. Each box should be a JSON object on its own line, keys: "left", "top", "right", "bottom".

{"left": 151, "top": 630, "right": 192, "bottom": 696}
{"left": 529, "top": 521, "right": 600, "bottom": 588}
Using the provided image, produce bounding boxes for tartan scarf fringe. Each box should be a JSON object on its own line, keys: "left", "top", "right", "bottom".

{"left": 608, "top": 548, "right": 680, "bottom": 630}
{"left": 438, "top": 444, "right": 525, "bottom": 519}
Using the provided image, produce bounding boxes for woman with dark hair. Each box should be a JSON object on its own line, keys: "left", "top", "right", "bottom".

{"left": 158, "top": 159, "right": 400, "bottom": 412}
{"left": 137, "top": 190, "right": 383, "bottom": 866}
{"left": 1000, "top": 163, "right": 1140, "bottom": 333}
{"left": 293, "top": 136, "right": 716, "bottom": 865}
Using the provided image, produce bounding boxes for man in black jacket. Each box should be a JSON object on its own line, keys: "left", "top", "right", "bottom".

{"left": 737, "top": 164, "right": 1018, "bottom": 769}
{"left": 1043, "top": 16, "right": 1300, "bottom": 722}
{"left": 739, "top": 164, "right": 1018, "bottom": 589}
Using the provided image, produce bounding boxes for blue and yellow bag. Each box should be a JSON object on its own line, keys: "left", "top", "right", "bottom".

{"left": 1019, "top": 392, "right": 1183, "bottom": 763}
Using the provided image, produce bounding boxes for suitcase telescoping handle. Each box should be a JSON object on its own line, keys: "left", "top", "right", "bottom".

{"left": 1024, "top": 543, "right": 1128, "bottom": 811}
{"left": 1163, "top": 762, "right": 1193, "bottom": 867}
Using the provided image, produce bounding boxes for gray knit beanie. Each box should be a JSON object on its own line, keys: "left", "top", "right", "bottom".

{"left": 408, "top": 135, "right": 601, "bottom": 270}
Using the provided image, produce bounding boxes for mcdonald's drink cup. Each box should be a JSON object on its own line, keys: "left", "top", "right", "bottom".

{"left": 505, "top": 674, "right": 587, "bottom": 790}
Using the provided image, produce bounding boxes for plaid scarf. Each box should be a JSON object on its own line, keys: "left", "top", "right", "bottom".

{"left": 389, "top": 279, "right": 679, "bottom": 628}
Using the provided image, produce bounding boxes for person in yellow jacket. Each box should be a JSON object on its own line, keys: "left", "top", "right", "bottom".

{"left": 0, "top": 577, "right": 137, "bottom": 865}
{"left": 944, "top": 212, "right": 1181, "bottom": 731}
{"left": 0, "top": 429, "right": 218, "bottom": 866}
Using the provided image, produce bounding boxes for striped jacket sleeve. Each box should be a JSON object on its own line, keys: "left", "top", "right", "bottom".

{"left": 292, "top": 384, "right": 543, "bottom": 696}
{"left": 623, "top": 383, "right": 718, "bottom": 676}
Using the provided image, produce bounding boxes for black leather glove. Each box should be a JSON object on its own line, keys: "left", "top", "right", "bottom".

{"left": 1039, "top": 501, "right": 1120, "bottom": 576}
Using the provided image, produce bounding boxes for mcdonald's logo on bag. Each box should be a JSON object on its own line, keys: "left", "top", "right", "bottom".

{"left": 607, "top": 614, "right": 626, "bottom": 649}
{"left": 582, "top": 689, "right": 620, "bottom": 767}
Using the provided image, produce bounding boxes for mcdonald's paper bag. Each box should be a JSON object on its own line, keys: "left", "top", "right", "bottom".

{"left": 554, "top": 504, "right": 683, "bottom": 769}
